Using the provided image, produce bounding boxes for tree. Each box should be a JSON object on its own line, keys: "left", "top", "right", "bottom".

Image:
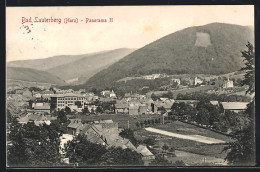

{"left": 96, "top": 106, "right": 103, "bottom": 114}
{"left": 75, "top": 101, "right": 82, "bottom": 108}
{"left": 65, "top": 106, "right": 71, "bottom": 113}
{"left": 49, "top": 87, "right": 56, "bottom": 94}
{"left": 143, "top": 138, "right": 156, "bottom": 147}
{"left": 8, "top": 121, "right": 61, "bottom": 167}
{"left": 65, "top": 135, "right": 107, "bottom": 165}
{"left": 136, "top": 121, "right": 140, "bottom": 128}
{"left": 29, "top": 87, "right": 42, "bottom": 92}
{"left": 162, "top": 91, "right": 173, "bottom": 99}
{"left": 119, "top": 129, "right": 138, "bottom": 146}
{"left": 140, "top": 121, "right": 144, "bottom": 128}
{"left": 57, "top": 109, "right": 67, "bottom": 123}
{"left": 149, "top": 155, "right": 172, "bottom": 166}
{"left": 91, "top": 88, "right": 98, "bottom": 95}
{"left": 100, "top": 147, "right": 143, "bottom": 166}
{"left": 240, "top": 42, "right": 255, "bottom": 95}
{"left": 158, "top": 106, "right": 167, "bottom": 115}
{"left": 82, "top": 107, "right": 89, "bottom": 114}
{"left": 171, "top": 102, "right": 187, "bottom": 117}
{"left": 196, "top": 108, "right": 210, "bottom": 125}
{"left": 151, "top": 93, "right": 158, "bottom": 101}
{"left": 169, "top": 146, "right": 175, "bottom": 153}
{"left": 224, "top": 42, "right": 255, "bottom": 165}
{"left": 162, "top": 144, "right": 169, "bottom": 152}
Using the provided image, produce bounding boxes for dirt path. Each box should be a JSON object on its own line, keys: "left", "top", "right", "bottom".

{"left": 145, "top": 127, "right": 225, "bottom": 144}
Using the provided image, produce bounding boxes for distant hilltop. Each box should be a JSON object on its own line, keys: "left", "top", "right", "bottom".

{"left": 7, "top": 48, "right": 135, "bottom": 85}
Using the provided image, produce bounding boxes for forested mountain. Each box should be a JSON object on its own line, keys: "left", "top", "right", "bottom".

{"left": 83, "top": 23, "right": 253, "bottom": 89}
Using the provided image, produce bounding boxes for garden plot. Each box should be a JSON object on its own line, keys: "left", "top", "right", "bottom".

{"left": 145, "top": 127, "right": 225, "bottom": 144}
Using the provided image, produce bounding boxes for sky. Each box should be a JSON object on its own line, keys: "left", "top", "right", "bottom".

{"left": 6, "top": 5, "right": 254, "bottom": 62}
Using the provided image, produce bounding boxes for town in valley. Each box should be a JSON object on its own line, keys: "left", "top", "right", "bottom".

{"left": 6, "top": 6, "right": 255, "bottom": 168}
{"left": 6, "top": 66, "right": 255, "bottom": 166}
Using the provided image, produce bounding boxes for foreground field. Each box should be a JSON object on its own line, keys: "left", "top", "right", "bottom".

{"left": 134, "top": 121, "right": 233, "bottom": 164}
{"left": 171, "top": 150, "right": 227, "bottom": 166}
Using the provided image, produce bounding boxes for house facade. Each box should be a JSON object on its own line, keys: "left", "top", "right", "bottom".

{"left": 50, "top": 93, "right": 86, "bottom": 110}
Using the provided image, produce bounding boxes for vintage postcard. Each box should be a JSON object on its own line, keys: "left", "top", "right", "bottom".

{"left": 6, "top": 5, "right": 255, "bottom": 167}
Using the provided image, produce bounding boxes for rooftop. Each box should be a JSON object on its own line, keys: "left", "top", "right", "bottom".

{"left": 51, "top": 93, "right": 85, "bottom": 98}
{"left": 221, "top": 102, "right": 249, "bottom": 110}
{"left": 137, "top": 145, "right": 154, "bottom": 157}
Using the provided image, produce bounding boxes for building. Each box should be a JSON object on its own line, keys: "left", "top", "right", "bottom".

{"left": 210, "top": 101, "right": 219, "bottom": 106}
{"left": 136, "top": 145, "right": 155, "bottom": 161}
{"left": 129, "top": 104, "right": 139, "bottom": 115}
{"left": 50, "top": 93, "right": 86, "bottom": 110}
{"left": 221, "top": 102, "right": 249, "bottom": 113}
{"left": 33, "top": 92, "right": 42, "bottom": 98}
{"left": 139, "top": 104, "right": 148, "bottom": 115}
{"left": 115, "top": 103, "right": 129, "bottom": 114}
{"left": 194, "top": 77, "right": 203, "bottom": 85}
{"left": 67, "top": 119, "right": 82, "bottom": 135}
{"left": 109, "top": 90, "right": 117, "bottom": 98}
{"left": 41, "top": 90, "right": 55, "bottom": 96}
{"left": 33, "top": 103, "right": 51, "bottom": 113}
{"left": 18, "top": 113, "right": 52, "bottom": 126}
{"left": 101, "top": 90, "right": 117, "bottom": 98}
{"left": 78, "top": 120, "right": 137, "bottom": 152}
{"left": 222, "top": 78, "right": 234, "bottom": 88}
{"left": 174, "top": 100, "right": 199, "bottom": 107}
{"left": 153, "top": 101, "right": 174, "bottom": 113}
{"left": 143, "top": 74, "right": 164, "bottom": 80}
{"left": 170, "top": 78, "right": 181, "bottom": 86}
{"left": 84, "top": 103, "right": 98, "bottom": 113}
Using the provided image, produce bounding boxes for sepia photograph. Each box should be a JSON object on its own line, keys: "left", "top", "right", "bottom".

{"left": 6, "top": 5, "right": 255, "bottom": 167}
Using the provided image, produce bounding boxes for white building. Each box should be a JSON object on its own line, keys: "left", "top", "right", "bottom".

{"left": 222, "top": 78, "right": 234, "bottom": 88}
{"left": 194, "top": 77, "right": 203, "bottom": 85}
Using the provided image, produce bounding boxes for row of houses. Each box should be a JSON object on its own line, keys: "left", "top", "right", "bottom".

{"left": 66, "top": 119, "right": 155, "bottom": 161}
{"left": 18, "top": 113, "right": 57, "bottom": 126}
{"left": 115, "top": 99, "right": 174, "bottom": 115}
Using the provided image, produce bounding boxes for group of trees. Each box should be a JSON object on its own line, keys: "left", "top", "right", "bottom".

{"left": 176, "top": 92, "right": 251, "bottom": 102}
{"left": 151, "top": 91, "right": 174, "bottom": 101}
{"left": 7, "top": 118, "right": 64, "bottom": 167}
{"left": 223, "top": 42, "right": 255, "bottom": 166}
{"left": 136, "top": 118, "right": 163, "bottom": 128}
{"left": 81, "top": 100, "right": 116, "bottom": 115}
{"left": 170, "top": 99, "right": 250, "bottom": 133}
{"left": 119, "top": 129, "right": 138, "bottom": 146}
{"left": 110, "top": 77, "right": 174, "bottom": 96}
{"left": 64, "top": 134, "right": 144, "bottom": 166}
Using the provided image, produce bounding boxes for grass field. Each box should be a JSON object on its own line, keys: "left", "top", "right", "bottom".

{"left": 153, "top": 121, "right": 233, "bottom": 142}
{"left": 169, "top": 85, "right": 216, "bottom": 99}
{"left": 134, "top": 121, "right": 233, "bottom": 163}
{"left": 169, "top": 150, "right": 227, "bottom": 166}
